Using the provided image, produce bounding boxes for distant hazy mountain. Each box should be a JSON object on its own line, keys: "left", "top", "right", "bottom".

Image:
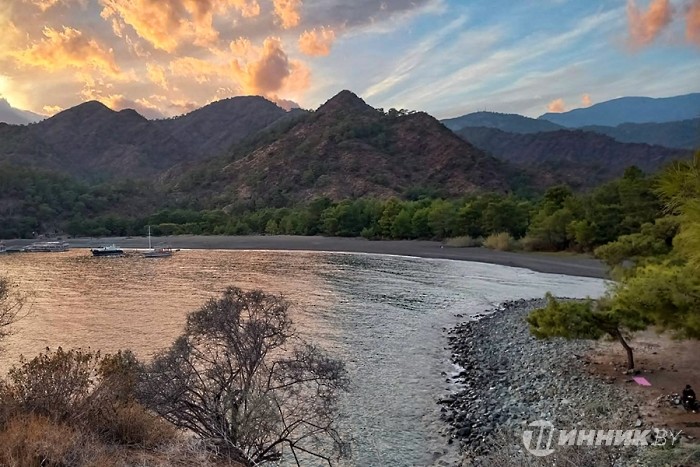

{"left": 456, "top": 126, "right": 689, "bottom": 188}
{"left": 581, "top": 118, "right": 700, "bottom": 150}
{"left": 0, "top": 98, "right": 44, "bottom": 125}
{"left": 539, "top": 93, "right": 700, "bottom": 128}
{"left": 441, "top": 111, "right": 563, "bottom": 133}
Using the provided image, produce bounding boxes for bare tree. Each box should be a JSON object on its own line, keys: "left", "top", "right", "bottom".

{"left": 0, "top": 276, "right": 28, "bottom": 342}
{"left": 139, "top": 287, "right": 349, "bottom": 466}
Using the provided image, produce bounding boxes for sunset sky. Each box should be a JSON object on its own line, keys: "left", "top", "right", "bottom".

{"left": 0, "top": 0, "right": 698, "bottom": 119}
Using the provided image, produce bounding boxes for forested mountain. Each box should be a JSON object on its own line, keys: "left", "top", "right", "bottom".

{"left": 0, "top": 97, "right": 294, "bottom": 180}
{"left": 168, "top": 90, "right": 518, "bottom": 206}
{"left": 580, "top": 118, "right": 700, "bottom": 150}
{"left": 0, "top": 88, "right": 695, "bottom": 232}
{"left": 456, "top": 126, "right": 688, "bottom": 188}
{"left": 538, "top": 93, "right": 700, "bottom": 127}
{"left": 157, "top": 96, "right": 298, "bottom": 158}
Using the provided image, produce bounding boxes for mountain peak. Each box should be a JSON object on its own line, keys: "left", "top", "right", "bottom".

{"left": 52, "top": 100, "right": 114, "bottom": 120}
{"left": 316, "top": 90, "right": 376, "bottom": 115}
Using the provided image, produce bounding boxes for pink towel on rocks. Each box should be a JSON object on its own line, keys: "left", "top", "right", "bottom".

{"left": 633, "top": 376, "right": 651, "bottom": 386}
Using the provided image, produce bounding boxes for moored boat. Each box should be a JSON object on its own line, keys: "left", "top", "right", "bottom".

{"left": 22, "top": 241, "right": 70, "bottom": 252}
{"left": 143, "top": 226, "right": 173, "bottom": 258}
{"left": 91, "top": 244, "right": 125, "bottom": 257}
{"left": 143, "top": 247, "right": 173, "bottom": 258}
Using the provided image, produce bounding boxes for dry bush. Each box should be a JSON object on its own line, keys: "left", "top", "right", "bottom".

{"left": 92, "top": 401, "right": 176, "bottom": 448}
{"left": 483, "top": 232, "right": 516, "bottom": 251}
{"left": 6, "top": 347, "right": 99, "bottom": 423}
{"left": 3, "top": 347, "right": 175, "bottom": 451}
{"left": 0, "top": 414, "right": 111, "bottom": 467}
{"left": 445, "top": 236, "right": 483, "bottom": 248}
{"left": 133, "top": 438, "right": 248, "bottom": 466}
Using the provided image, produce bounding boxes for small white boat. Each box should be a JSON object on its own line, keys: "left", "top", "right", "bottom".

{"left": 22, "top": 241, "right": 70, "bottom": 252}
{"left": 143, "top": 226, "right": 173, "bottom": 258}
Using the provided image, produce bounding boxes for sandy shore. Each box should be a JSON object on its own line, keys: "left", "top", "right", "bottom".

{"left": 4, "top": 235, "right": 607, "bottom": 279}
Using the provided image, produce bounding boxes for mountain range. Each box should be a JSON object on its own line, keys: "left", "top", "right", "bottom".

{"left": 442, "top": 112, "right": 699, "bottom": 151}
{"left": 0, "top": 97, "right": 295, "bottom": 180}
{"left": 455, "top": 126, "right": 686, "bottom": 188}
{"left": 538, "top": 93, "right": 700, "bottom": 127}
{"left": 0, "top": 98, "right": 44, "bottom": 125}
{"left": 0, "top": 90, "right": 695, "bottom": 207}
{"left": 166, "top": 91, "right": 515, "bottom": 205}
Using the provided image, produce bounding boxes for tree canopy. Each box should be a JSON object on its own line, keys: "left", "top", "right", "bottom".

{"left": 528, "top": 152, "right": 700, "bottom": 368}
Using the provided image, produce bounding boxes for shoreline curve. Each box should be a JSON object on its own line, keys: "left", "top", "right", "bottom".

{"left": 3, "top": 235, "right": 608, "bottom": 279}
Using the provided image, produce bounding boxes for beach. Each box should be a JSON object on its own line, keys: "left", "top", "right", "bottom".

{"left": 4, "top": 235, "right": 607, "bottom": 279}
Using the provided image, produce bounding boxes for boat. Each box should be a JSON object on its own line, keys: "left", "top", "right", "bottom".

{"left": 91, "top": 244, "right": 125, "bottom": 257}
{"left": 143, "top": 226, "right": 173, "bottom": 258}
{"left": 22, "top": 241, "right": 70, "bottom": 252}
{"left": 143, "top": 246, "right": 173, "bottom": 258}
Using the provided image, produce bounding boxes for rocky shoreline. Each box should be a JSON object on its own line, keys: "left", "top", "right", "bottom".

{"left": 439, "top": 298, "right": 643, "bottom": 465}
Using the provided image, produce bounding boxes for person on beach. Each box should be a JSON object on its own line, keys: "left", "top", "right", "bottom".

{"left": 682, "top": 384, "right": 698, "bottom": 412}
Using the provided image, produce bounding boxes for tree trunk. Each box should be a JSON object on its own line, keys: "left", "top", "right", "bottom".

{"left": 613, "top": 328, "right": 634, "bottom": 370}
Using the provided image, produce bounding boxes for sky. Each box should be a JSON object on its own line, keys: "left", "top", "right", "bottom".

{"left": 0, "top": 0, "right": 698, "bottom": 119}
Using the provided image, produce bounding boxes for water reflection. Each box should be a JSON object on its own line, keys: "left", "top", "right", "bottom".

{"left": 0, "top": 249, "right": 606, "bottom": 466}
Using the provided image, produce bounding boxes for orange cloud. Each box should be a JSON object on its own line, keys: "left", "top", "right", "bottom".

{"left": 233, "top": 37, "right": 309, "bottom": 98}
{"left": 12, "top": 26, "right": 122, "bottom": 77}
{"left": 298, "top": 27, "right": 336, "bottom": 56}
{"left": 147, "top": 63, "right": 168, "bottom": 89}
{"left": 230, "top": 37, "right": 255, "bottom": 57}
{"left": 26, "top": 0, "right": 62, "bottom": 12}
{"left": 581, "top": 94, "right": 592, "bottom": 107}
{"left": 627, "top": 0, "right": 675, "bottom": 46}
{"left": 169, "top": 56, "right": 227, "bottom": 84}
{"left": 235, "top": 37, "right": 291, "bottom": 94}
{"left": 100, "top": 0, "right": 186, "bottom": 52}
{"left": 687, "top": 0, "right": 700, "bottom": 45}
{"left": 547, "top": 98, "right": 566, "bottom": 113}
{"left": 100, "top": 0, "right": 260, "bottom": 52}
{"left": 42, "top": 104, "right": 63, "bottom": 115}
{"left": 273, "top": 0, "right": 302, "bottom": 29}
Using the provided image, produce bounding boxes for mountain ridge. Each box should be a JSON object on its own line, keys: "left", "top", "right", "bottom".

{"left": 0, "top": 95, "right": 294, "bottom": 180}
{"left": 166, "top": 90, "right": 518, "bottom": 205}
{"left": 456, "top": 126, "right": 689, "bottom": 188}
{"left": 538, "top": 93, "right": 700, "bottom": 127}
{"left": 0, "top": 98, "right": 45, "bottom": 125}
{"left": 441, "top": 111, "right": 564, "bottom": 133}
